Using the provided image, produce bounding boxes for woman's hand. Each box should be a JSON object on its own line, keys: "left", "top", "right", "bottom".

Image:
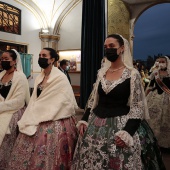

{"left": 114, "top": 136, "right": 126, "bottom": 148}
{"left": 79, "top": 124, "right": 87, "bottom": 136}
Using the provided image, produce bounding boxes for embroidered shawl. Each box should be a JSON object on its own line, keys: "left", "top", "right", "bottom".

{"left": 0, "top": 70, "right": 30, "bottom": 145}
{"left": 18, "top": 66, "right": 78, "bottom": 136}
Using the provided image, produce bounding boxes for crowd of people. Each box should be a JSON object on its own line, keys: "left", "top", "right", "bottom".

{"left": 134, "top": 56, "right": 170, "bottom": 150}
{"left": 0, "top": 48, "right": 78, "bottom": 169}
{"left": 0, "top": 34, "right": 169, "bottom": 170}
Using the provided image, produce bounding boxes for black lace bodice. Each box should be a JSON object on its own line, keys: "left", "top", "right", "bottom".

{"left": 93, "top": 79, "right": 130, "bottom": 118}
{"left": 0, "top": 80, "right": 12, "bottom": 99}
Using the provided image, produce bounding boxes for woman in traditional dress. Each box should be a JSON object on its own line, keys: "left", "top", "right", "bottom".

{"left": 0, "top": 49, "right": 30, "bottom": 169}
{"left": 8, "top": 47, "right": 78, "bottom": 170}
{"left": 146, "top": 56, "right": 170, "bottom": 149}
{"left": 71, "top": 34, "right": 165, "bottom": 170}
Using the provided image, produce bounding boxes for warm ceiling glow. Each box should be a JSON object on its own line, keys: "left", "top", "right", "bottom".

{"left": 42, "top": 29, "right": 49, "bottom": 33}
{"left": 59, "top": 50, "right": 81, "bottom": 62}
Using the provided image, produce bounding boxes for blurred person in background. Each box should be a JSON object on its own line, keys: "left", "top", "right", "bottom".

{"left": 59, "top": 59, "right": 71, "bottom": 84}
{"left": 146, "top": 56, "right": 170, "bottom": 150}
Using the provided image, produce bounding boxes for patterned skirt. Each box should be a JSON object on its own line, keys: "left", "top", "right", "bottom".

{"left": 139, "top": 119, "right": 165, "bottom": 170}
{"left": 7, "top": 116, "right": 78, "bottom": 170}
{"left": 147, "top": 90, "right": 170, "bottom": 148}
{"left": 71, "top": 114, "right": 165, "bottom": 170}
{"left": 71, "top": 114, "right": 142, "bottom": 170}
{"left": 0, "top": 107, "right": 26, "bottom": 170}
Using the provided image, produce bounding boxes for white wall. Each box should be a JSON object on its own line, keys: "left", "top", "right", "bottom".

{"left": 0, "top": 0, "right": 42, "bottom": 71}
{"left": 0, "top": 0, "right": 82, "bottom": 86}
{"left": 58, "top": 2, "right": 82, "bottom": 85}
{"left": 58, "top": 2, "right": 82, "bottom": 50}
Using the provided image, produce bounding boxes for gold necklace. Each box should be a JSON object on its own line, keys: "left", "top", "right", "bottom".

{"left": 109, "top": 66, "right": 125, "bottom": 73}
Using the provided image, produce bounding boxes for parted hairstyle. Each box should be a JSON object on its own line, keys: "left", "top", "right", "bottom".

{"left": 43, "top": 48, "right": 59, "bottom": 63}
{"left": 5, "top": 50, "right": 17, "bottom": 60}
{"left": 107, "top": 34, "right": 124, "bottom": 46}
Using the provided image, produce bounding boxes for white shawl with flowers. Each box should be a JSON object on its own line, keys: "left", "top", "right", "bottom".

{"left": 0, "top": 70, "right": 30, "bottom": 146}
{"left": 18, "top": 66, "right": 78, "bottom": 136}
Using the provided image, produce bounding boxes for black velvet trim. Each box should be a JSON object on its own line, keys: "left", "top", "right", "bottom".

{"left": 93, "top": 106, "right": 130, "bottom": 118}
{"left": 0, "top": 84, "right": 11, "bottom": 99}
{"left": 37, "top": 88, "right": 42, "bottom": 97}
{"left": 123, "top": 119, "right": 141, "bottom": 136}
{"left": 81, "top": 108, "right": 91, "bottom": 122}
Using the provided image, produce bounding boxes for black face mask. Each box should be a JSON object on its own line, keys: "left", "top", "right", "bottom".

{"left": 105, "top": 48, "right": 119, "bottom": 62}
{"left": 1, "top": 61, "right": 12, "bottom": 70}
{"left": 38, "top": 58, "right": 49, "bottom": 69}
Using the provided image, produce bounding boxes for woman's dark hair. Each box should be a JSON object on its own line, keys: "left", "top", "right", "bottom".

{"left": 107, "top": 34, "right": 124, "bottom": 46}
{"left": 5, "top": 50, "right": 17, "bottom": 60}
{"left": 43, "top": 48, "right": 59, "bottom": 62}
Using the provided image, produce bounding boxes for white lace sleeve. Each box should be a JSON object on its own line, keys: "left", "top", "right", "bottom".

{"left": 86, "top": 69, "right": 102, "bottom": 110}
{"left": 76, "top": 120, "right": 88, "bottom": 128}
{"left": 128, "top": 70, "right": 145, "bottom": 119}
{"left": 115, "top": 130, "right": 134, "bottom": 147}
{"left": 86, "top": 83, "right": 97, "bottom": 109}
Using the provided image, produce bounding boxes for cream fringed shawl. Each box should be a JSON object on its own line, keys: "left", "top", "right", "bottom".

{"left": 0, "top": 71, "right": 30, "bottom": 146}
{"left": 18, "top": 66, "right": 78, "bottom": 136}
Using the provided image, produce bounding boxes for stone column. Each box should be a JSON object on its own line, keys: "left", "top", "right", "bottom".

{"left": 39, "top": 34, "right": 60, "bottom": 66}
{"left": 108, "top": 0, "right": 130, "bottom": 41}
{"left": 39, "top": 34, "right": 60, "bottom": 51}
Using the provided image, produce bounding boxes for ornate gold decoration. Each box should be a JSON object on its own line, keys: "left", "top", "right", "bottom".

{"left": 39, "top": 34, "right": 60, "bottom": 50}
{"left": 108, "top": 0, "right": 130, "bottom": 40}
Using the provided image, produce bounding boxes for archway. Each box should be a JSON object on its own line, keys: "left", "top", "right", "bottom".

{"left": 133, "top": 3, "right": 170, "bottom": 71}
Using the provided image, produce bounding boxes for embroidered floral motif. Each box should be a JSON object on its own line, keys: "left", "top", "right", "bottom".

{"left": 94, "top": 117, "right": 106, "bottom": 127}
{"left": 87, "top": 125, "right": 95, "bottom": 136}
{"left": 97, "top": 127, "right": 107, "bottom": 137}
{"left": 7, "top": 117, "right": 78, "bottom": 169}
{"left": 72, "top": 115, "right": 143, "bottom": 170}
{"left": 109, "top": 157, "right": 121, "bottom": 169}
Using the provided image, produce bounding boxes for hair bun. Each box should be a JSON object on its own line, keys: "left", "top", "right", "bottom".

{"left": 55, "top": 53, "right": 59, "bottom": 61}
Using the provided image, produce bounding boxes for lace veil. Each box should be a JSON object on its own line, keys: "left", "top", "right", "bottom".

{"left": 11, "top": 49, "right": 23, "bottom": 72}
{"left": 11, "top": 49, "right": 30, "bottom": 105}
{"left": 101, "top": 35, "right": 133, "bottom": 70}
{"left": 165, "top": 56, "right": 170, "bottom": 75}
